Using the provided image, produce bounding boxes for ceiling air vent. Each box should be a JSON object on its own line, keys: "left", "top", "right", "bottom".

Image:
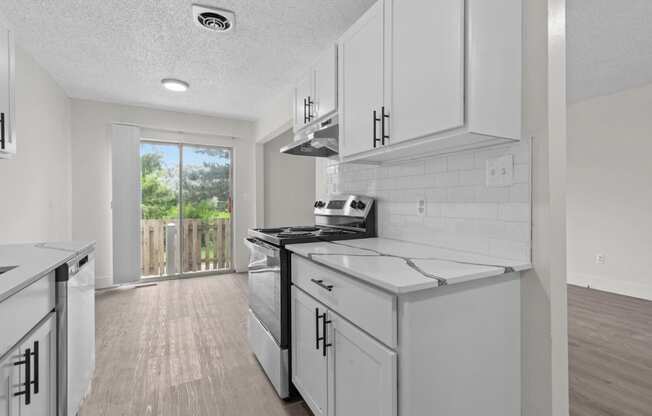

{"left": 192, "top": 5, "right": 235, "bottom": 32}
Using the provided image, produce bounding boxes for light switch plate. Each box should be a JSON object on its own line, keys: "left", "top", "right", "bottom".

{"left": 486, "top": 154, "right": 514, "bottom": 187}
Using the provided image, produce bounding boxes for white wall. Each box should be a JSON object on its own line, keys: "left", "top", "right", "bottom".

{"left": 567, "top": 83, "right": 652, "bottom": 300}
{"left": 69, "top": 99, "right": 256, "bottom": 287}
{"left": 263, "top": 129, "right": 315, "bottom": 227}
{"left": 0, "top": 46, "right": 71, "bottom": 243}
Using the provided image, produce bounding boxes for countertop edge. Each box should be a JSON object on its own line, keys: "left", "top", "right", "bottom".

{"left": 0, "top": 241, "right": 96, "bottom": 303}
{"left": 287, "top": 244, "right": 532, "bottom": 294}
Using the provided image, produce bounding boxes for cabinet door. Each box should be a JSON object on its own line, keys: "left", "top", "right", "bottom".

{"left": 339, "top": 0, "right": 384, "bottom": 157}
{"left": 0, "top": 24, "right": 15, "bottom": 157}
{"left": 19, "top": 314, "right": 57, "bottom": 416}
{"left": 314, "top": 45, "right": 337, "bottom": 120}
{"left": 0, "top": 347, "right": 20, "bottom": 416}
{"left": 291, "top": 287, "right": 328, "bottom": 416}
{"left": 294, "top": 71, "right": 314, "bottom": 133}
{"left": 388, "top": 0, "right": 464, "bottom": 144}
{"left": 327, "top": 311, "right": 397, "bottom": 416}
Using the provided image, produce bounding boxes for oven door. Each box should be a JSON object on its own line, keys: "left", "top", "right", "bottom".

{"left": 245, "top": 238, "right": 283, "bottom": 345}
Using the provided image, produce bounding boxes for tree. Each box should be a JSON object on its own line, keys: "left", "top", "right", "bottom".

{"left": 140, "top": 152, "right": 177, "bottom": 219}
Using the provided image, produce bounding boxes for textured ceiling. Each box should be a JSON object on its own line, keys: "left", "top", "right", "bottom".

{"left": 0, "top": 0, "right": 375, "bottom": 119}
{"left": 567, "top": 0, "right": 652, "bottom": 103}
{"left": 3, "top": 1, "right": 649, "bottom": 117}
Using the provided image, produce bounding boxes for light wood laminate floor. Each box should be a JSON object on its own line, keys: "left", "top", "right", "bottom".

{"left": 80, "top": 273, "right": 311, "bottom": 416}
{"left": 569, "top": 285, "right": 652, "bottom": 416}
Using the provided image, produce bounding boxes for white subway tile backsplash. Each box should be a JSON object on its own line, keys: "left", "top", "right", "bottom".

{"left": 434, "top": 171, "right": 460, "bottom": 187}
{"left": 425, "top": 157, "right": 447, "bottom": 173}
{"left": 447, "top": 153, "right": 475, "bottom": 171}
{"left": 448, "top": 187, "right": 477, "bottom": 202}
{"left": 459, "top": 169, "right": 486, "bottom": 186}
{"left": 323, "top": 140, "right": 531, "bottom": 262}
{"left": 498, "top": 203, "right": 530, "bottom": 222}
{"left": 442, "top": 203, "right": 498, "bottom": 219}
{"left": 510, "top": 183, "right": 530, "bottom": 203}
{"left": 476, "top": 186, "right": 511, "bottom": 203}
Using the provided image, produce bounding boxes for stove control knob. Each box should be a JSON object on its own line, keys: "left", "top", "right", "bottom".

{"left": 356, "top": 201, "right": 367, "bottom": 210}
{"left": 316, "top": 201, "right": 325, "bottom": 208}
{"left": 314, "top": 201, "right": 319, "bottom": 208}
{"left": 350, "top": 200, "right": 357, "bottom": 209}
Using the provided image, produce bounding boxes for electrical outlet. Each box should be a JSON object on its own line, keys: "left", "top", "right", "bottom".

{"left": 416, "top": 199, "right": 426, "bottom": 217}
{"left": 486, "top": 154, "right": 514, "bottom": 187}
{"left": 595, "top": 254, "right": 606, "bottom": 264}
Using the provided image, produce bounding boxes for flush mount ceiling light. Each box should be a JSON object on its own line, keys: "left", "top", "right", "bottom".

{"left": 192, "top": 4, "right": 235, "bottom": 32}
{"left": 161, "top": 78, "right": 189, "bottom": 92}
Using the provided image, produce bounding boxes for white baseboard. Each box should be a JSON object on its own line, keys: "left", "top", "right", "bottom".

{"left": 568, "top": 273, "right": 652, "bottom": 301}
{"left": 95, "top": 275, "right": 114, "bottom": 290}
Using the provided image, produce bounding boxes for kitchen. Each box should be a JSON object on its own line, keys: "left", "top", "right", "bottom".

{"left": 0, "top": 1, "right": 573, "bottom": 415}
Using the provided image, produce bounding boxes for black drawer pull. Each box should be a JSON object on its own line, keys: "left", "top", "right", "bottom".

{"left": 307, "top": 96, "right": 314, "bottom": 121}
{"left": 381, "top": 106, "right": 389, "bottom": 145}
{"left": 32, "top": 341, "right": 39, "bottom": 395}
{"left": 322, "top": 314, "right": 332, "bottom": 357}
{"left": 373, "top": 110, "right": 381, "bottom": 148}
{"left": 315, "top": 308, "right": 321, "bottom": 350}
{"left": 310, "top": 278, "right": 333, "bottom": 291}
{"left": 14, "top": 348, "right": 31, "bottom": 405}
{"left": 0, "top": 112, "right": 5, "bottom": 149}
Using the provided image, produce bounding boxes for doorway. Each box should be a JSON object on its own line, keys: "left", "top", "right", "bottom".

{"left": 139, "top": 140, "right": 233, "bottom": 278}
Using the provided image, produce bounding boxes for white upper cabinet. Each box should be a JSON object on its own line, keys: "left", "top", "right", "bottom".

{"left": 293, "top": 45, "right": 338, "bottom": 133}
{"left": 313, "top": 46, "right": 337, "bottom": 121}
{"left": 294, "top": 72, "right": 314, "bottom": 132}
{"left": 388, "top": 0, "right": 465, "bottom": 145}
{"left": 337, "top": 0, "right": 522, "bottom": 163}
{"left": 0, "top": 19, "right": 15, "bottom": 159}
{"left": 339, "top": 0, "right": 385, "bottom": 157}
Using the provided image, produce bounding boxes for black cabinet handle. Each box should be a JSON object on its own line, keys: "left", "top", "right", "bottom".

{"left": 310, "top": 278, "right": 333, "bottom": 291}
{"left": 322, "top": 314, "right": 332, "bottom": 357}
{"left": 373, "top": 110, "right": 381, "bottom": 148}
{"left": 303, "top": 98, "right": 308, "bottom": 124}
{"left": 315, "top": 308, "right": 321, "bottom": 350}
{"left": 307, "top": 96, "right": 314, "bottom": 121}
{"left": 381, "top": 106, "right": 390, "bottom": 145}
{"left": 31, "top": 341, "right": 39, "bottom": 395}
{"left": 0, "top": 112, "right": 5, "bottom": 150}
{"left": 14, "top": 348, "right": 31, "bottom": 405}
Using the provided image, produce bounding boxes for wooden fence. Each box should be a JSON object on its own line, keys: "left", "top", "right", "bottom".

{"left": 141, "top": 218, "right": 232, "bottom": 277}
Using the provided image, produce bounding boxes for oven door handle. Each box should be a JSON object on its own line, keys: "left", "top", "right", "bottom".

{"left": 248, "top": 267, "right": 281, "bottom": 274}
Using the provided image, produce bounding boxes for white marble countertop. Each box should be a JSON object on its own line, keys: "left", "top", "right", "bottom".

{"left": 286, "top": 238, "right": 531, "bottom": 294}
{"left": 0, "top": 241, "right": 95, "bottom": 302}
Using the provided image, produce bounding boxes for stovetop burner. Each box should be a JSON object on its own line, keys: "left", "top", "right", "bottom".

{"left": 250, "top": 225, "right": 363, "bottom": 244}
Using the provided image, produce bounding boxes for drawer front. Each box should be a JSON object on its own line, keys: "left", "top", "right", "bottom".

{"left": 292, "top": 254, "right": 397, "bottom": 348}
{"left": 0, "top": 272, "right": 55, "bottom": 358}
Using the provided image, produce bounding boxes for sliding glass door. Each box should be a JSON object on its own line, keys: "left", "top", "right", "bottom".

{"left": 140, "top": 141, "right": 233, "bottom": 278}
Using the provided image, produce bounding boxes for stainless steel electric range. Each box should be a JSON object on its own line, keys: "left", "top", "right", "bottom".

{"left": 245, "top": 195, "right": 376, "bottom": 398}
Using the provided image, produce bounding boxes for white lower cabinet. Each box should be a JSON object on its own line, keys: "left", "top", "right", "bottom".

{"left": 291, "top": 286, "right": 397, "bottom": 416}
{"left": 292, "top": 287, "right": 328, "bottom": 416}
{"left": 0, "top": 314, "right": 56, "bottom": 416}
{"left": 327, "top": 312, "right": 396, "bottom": 416}
{"left": 0, "top": 347, "right": 20, "bottom": 416}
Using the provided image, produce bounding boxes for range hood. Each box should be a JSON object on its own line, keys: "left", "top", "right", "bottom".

{"left": 280, "top": 116, "right": 338, "bottom": 157}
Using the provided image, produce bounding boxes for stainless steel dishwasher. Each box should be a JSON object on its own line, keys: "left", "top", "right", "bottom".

{"left": 55, "top": 247, "right": 95, "bottom": 416}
